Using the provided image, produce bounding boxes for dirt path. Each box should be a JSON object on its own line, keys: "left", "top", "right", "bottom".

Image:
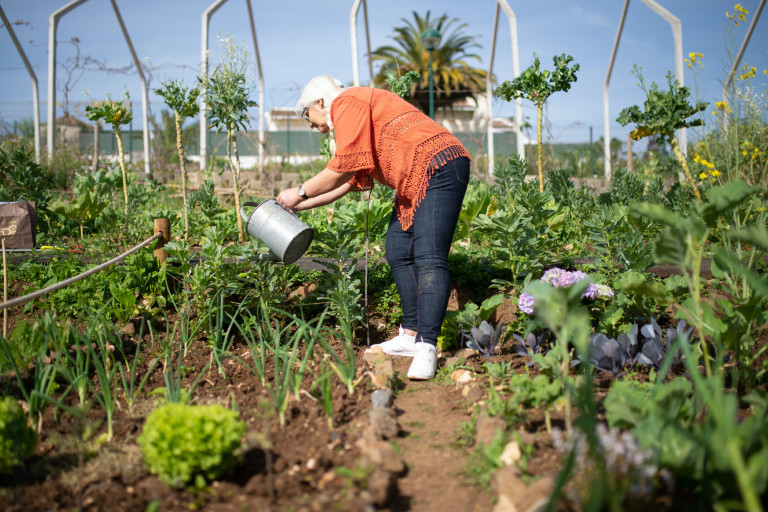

{"left": 386, "top": 356, "right": 494, "bottom": 512}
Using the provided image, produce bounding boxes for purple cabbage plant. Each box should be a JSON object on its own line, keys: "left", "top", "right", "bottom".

{"left": 511, "top": 331, "right": 550, "bottom": 367}
{"left": 465, "top": 320, "right": 509, "bottom": 361}
{"left": 636, "top": 318, "right": 690, "bottom": 369}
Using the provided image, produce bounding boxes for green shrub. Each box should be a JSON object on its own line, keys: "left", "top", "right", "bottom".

{"left": 0, "top": 397, "right": 37, "bottom": 474}
{"left": 137, "top": 403, "right": 245, "bottom": 488}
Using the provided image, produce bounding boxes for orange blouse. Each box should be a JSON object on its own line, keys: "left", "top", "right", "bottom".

{"left": 327, "top": 87, "right": 469, "bottom": 230}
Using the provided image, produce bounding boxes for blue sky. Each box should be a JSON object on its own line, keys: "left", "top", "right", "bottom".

{"left": 1, "top": 0, "right": 766, "bottom": 145}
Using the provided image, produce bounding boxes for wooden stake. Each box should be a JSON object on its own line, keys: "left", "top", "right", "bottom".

{"left": 2, "top": 238, "right": 7, "bottom": 338}
{"left": 627, "top": 133, "right": 633, "bottom": 174}
{"left": 153, "top": 218, "right": 171, "bottom": 265}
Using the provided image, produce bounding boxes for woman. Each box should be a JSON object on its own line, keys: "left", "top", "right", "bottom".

{"left": 277, "top": 75, "right": 470, "bottom": 380}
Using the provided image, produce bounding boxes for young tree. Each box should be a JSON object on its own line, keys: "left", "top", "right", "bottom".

{"left": 495, "top": 54, "right": 580, "bottom": 192}
{"left": 85, "top": 92, "right": 132, "bottom": 231}
{"left": 154, "top": 79, "right": 200, "bottom": 240}
{"left": 616, "top": 67, "right": 707, "bottom": 201}
{"left": 199, "top": 37, "right": 256, "bottom": 242}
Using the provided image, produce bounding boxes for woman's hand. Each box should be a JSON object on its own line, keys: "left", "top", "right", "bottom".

{"left": 276, "top": 187, "right": 303, "bottom": 212}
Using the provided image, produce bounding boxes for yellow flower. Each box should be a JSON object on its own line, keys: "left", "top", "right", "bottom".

{"left": 699, "top": 172, "right": 708, "bottom": 180}
{"left": 714, "top": 101, "right": 732, "bottom": 113}
{"left": 735, "top": 3, "right": 748, "bottom": 14}
{"left": 711, "top": 170, "right": 721, "bottom": 177}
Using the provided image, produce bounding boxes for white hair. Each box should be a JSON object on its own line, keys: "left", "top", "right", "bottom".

{"left": 295, "top": 75, "right": 344, "bottom": 115}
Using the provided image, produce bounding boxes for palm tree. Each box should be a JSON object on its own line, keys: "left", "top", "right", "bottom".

{"left": 371, "top": 11, "right": 487, "bottom": 113}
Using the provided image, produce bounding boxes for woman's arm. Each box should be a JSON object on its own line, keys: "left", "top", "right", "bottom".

{"left": 295, "top": 182, "right": 353, "bottom": 210}
{"left": 276, "top": 167, "right": 356, "bottom": 211}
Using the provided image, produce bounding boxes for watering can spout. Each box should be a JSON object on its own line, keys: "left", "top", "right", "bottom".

{"left": 240, "top": 199, "right": 314, "bottom": 264}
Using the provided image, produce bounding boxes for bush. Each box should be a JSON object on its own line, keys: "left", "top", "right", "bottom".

{"left": 137, "top": 403, "right": 245, "bottom": 488}
{"left": 0, "top": 397, "right": 37, "bottom": 474}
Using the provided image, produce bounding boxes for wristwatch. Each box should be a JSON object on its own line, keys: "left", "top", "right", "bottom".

{"left": 297, "top": 184, "right": 309, "bottom": 199}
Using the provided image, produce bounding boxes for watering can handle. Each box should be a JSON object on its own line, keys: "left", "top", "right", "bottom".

{"left": 240, "top": 201, "right": 262, "bottom": 222}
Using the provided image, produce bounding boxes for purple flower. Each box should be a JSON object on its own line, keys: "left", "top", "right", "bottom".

{"left": 582, "top": 283, "right": 614, "bottom": 299}
{"left": 518, "top": 292, "right": 535, "bottom": 315}
{"left": 554, "top": 270, "right": 589, "bottom": 288}
{"left": 541, "top": 267, "right": 567, "bottom": 285}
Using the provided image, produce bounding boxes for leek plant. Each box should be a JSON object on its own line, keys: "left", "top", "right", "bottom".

{"left": 116, "top": 326, "right": 159, "bottom": 410}
{"left": 86, "top": 317, "right": 123, "bottom": 441}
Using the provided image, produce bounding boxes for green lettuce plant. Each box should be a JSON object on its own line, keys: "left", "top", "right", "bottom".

{"left": 0, "top": 397, "right": 37, "bottom": 474}
{"left": 495, "top": 54, "right": 579, "bottom": 191}
{"left": 137, "top": 403, "right": 245, "bottom": 488}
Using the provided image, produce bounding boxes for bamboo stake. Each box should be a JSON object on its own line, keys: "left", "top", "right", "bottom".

{"left": 2, "top": 238, "right": 6, "bottom": 338}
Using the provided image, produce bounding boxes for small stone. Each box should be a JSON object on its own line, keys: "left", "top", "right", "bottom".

{"left": 306, "top": 457, "right": 317, "bottom": 471}
{"left": 462, "top": 385, "right": 484, "bottom": 403}
{"left": 475, "top": 414, "right": 507, "bottom": 445}
{"left": 500, "top": 441, "right": 522, "bottom": 466}
{"left": 371, "top": 389, "right": 393, "bottom": 409}
{"left": 366, "top": 469, "right": 396, "bottom": 506}
{"left": 355, "top": 438, "right": 405, "bottom": 474}
{"left": 455, "top": 370, "right": 475, "bottom": 387}
{"left": 120, "top": 322, "right": 135, "bottom": 336}
{"left": 454, "top": 348, "right": 477, "bottom": 359}
{"left": 369, "top": 408, "right": 399, "bottom": 440}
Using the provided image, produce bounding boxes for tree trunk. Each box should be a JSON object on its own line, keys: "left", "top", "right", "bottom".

{"left": 536, "top": 103, "right": 544, "bottom": 192}
{"left": 230, "top": 127, "right": 244, "bottom": 242}
{"left": 670, "top": 135, "right": 702, "bottom": 201}
{"left": 114, "top": 126, "right": 130, "bottom": 232}
{"left": 174, "top": 111, "right": 190, "bottom": 240}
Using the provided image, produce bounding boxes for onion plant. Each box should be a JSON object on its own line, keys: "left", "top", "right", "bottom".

{"left": 116, "top": 324, "right": 159, "bottom": 410}
{"left": 85, "top": 316, "right": 124, "bottom": 441}
{"left": 85, "top": 92, "right": 132, "bottom": 231}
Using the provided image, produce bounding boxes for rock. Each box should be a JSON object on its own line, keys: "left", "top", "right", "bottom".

{"left": 500, "top": 441, "right": 522, "bottom": 466}
{"left": 120, "top": 321, "right": 135, "bottom": 337}
{"left": 371, "top": 389, "right": 393, "bottom": 409}
{"left": 454, "top": 348, "right": 478, "bottom": 360}
{"left": 355, "top": 438, "right": 405, "bottom": 474}
{"left": 366, "top": 469, "right": 397, "bottom": 506}
{"left": 462, "top": 385, "right": 485, "bottom": 403}
{"left": 368, "top": 408, "right": 399, "bottom": 440}
{"left": 475, "top": 414, "right": 507, "bottom": 445}
{"left": 455, "top": 370, "right": 476, "bottom": 387}
{"left": 493, "top": 467, "right": 555, "bottom": 512}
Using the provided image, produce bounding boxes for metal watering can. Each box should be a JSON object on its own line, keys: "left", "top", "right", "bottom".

{"left": 240, "top": 199, "right": 314, "bottom": 264}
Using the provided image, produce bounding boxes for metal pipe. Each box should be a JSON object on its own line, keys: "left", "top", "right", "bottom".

{"left": 721, "top": 0, "right": 765, "bottom": 128}
{"left": 110, "top": 0, "right": 150, "bottom": 177}
{"left": 47, "top": 0, "right": 90, "bottom": 163}
{"left": 362, "top": 0, "right": 374, "bottom": 86}
{"left": 350, "top": 0, "right": 363, "bottom": 86}
{"left": 200, "top": 0, "right": 230, "bottom": 168}
{"left": 0, "top": 5, "right": 41, "bottom": 163}
{"left": 603, "top": 0, "right": 630, "bottom": 181}
{"left": 486, "top": 0, "right": 524, "bottom": 176}
{"left": 245, "top": 0, "right": 265, "bottom": 173}
{"left": 640, "top": 0, "right": 685, "bottom": 157}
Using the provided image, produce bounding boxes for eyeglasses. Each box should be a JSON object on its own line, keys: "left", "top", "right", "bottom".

{"left": 300, "top": 106, "right": 310, "bottom": 122}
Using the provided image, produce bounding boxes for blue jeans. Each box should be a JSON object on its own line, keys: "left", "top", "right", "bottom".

{"left": 385, "top": 157, "right": 470, "bottom": 346}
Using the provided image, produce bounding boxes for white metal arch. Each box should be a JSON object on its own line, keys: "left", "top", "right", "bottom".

{"left": 0, "top": 4, "right": 41, "bottom": 163}
{"left": 603, "top": 0, "right": 684, "bottom": 180}
{"left": 47, "top": 0, "right": 151, "bottom": 176}
{"left": 200, "top": 0, "right": 266, "bottom": 172}
{"left": 486, "top": 0, "right": 525, "bottom": 176}
{"left": 350, "top": 0, "right": 374, "bottom": 87}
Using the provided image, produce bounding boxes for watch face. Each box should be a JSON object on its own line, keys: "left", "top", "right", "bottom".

{"left": 298, "top": 185, "right": 307, "bottom": 198}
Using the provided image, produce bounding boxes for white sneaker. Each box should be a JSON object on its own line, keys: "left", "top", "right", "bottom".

{"left": 372, "top": 327, "right": 418, "bottom": 356}
{"left": 407, "top": 342, "right": 437, "bottom": 380}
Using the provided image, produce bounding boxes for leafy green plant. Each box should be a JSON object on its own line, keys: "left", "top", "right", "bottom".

{"left": 384, "top": 68, "right": 420, "bottom": 98}
{"left": 85, "top": 91, "right": 132, "bottom": 230}
{"left": 49, "top": 189, "right": 109, "bottom": 239}
{"left": 0, "top": 397, "right": 37, "bottom": 474}
{"left": 137, "top": 403, "right": 245, "bottom": 488}
{"left": 154, "top": 79, "right": 200, "bottom": 240}
{"left": 116, "top": 327, "right": 159, "bottom": 410}
{"left": 616, "top": 67, "right": 708, "bottom": 200}
{"left": 495, "top": 54, "right": 580, "bottom": 191}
